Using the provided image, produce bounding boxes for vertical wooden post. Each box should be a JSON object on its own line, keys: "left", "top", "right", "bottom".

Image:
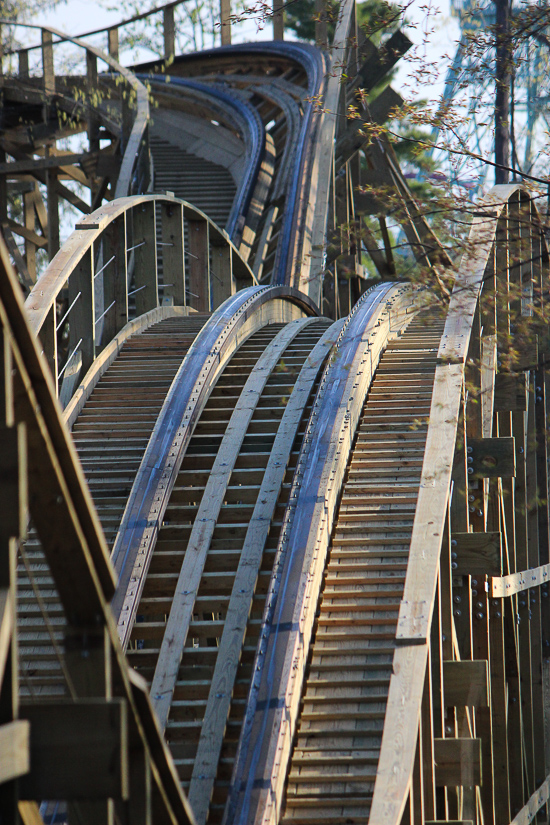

{"left": 164, "top": 5, "right": 175, "bottom": 65}
{"left": 46, "top": 146, "right": 59, "bottom": 259}
{"left": 211, "top": 243, "right": 232, "bottom": 308}
{"left": 273, "top": 0, "right": 284, "bottom": 40}
{"left": 70, "top": 245, "right": 95, "bottom": 376}
{"left": 18, "top": 49, "right": 29, "bottom": 78}
{"left": 315, "top": 0, "right": 328, "bottom": 48}
{"left": 132, "top": 202, "right": 158, "bottom": 316}
{"left": 86, "top": 51, "right": 100, "bottom": 152}
{"left": 160, "top": 200, "right": 185, "bottom": 307}
{"left": 187, "top": 218, "right": 210, "bottom": 312}
{"left": 0, "top": 331, "right": 27, "bottom": 824}
{"left": 102, "top": 215, "right": 128, "bottom": 345}
{"left": 220, "top": 0, "right": 232, "bottom": 45}
{"left": 23, "top": 187, "right": 37, "bottom": 283}
{"left": 41, "top": 30, "right": 55, "bottom": 96}
{"left": 0, "top": 151, "right": 7, "bottom": 226}
{"left": 39, "top": 304, "right": 58, "bottom": 390}
{"left": 108, "top": 28, "right": 119, "bottom": 61}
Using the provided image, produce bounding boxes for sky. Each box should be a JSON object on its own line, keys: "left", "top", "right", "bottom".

{"left": 25, "top": 0, "right": 462, "bottom": 107}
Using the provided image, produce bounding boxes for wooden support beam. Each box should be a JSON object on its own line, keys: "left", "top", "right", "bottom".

{"left": 46, "top": 162, "right": 59, "bottom": 259}
{"left": 451, "top": 531, "right": 501, "bottom": 575}
{"left": 433, "top": 738, "right": 482, "bottom": 787}
{"left": 187, "top": 219, "right": 209, "bottom": 312}
{"left": 443, "top": 660, "right": 489, "bottom": 707}
{"left": 68, "top": 245, "right": 95, "bottom": 377}
{"left": 491, "top": 561, "right": 550, "bottom": 597}
{"left": 507, "top": 772, "right": 550, "bottom": 825}
{"left": 18, "top": 49, "right": 29, "bottom": 79}
{"left": 273, "top": 0, "right": 284, "bottom": 39}
{"left": 336, "top": 86, "right": 403, "bottom": 167}
{"left": 108, "top": 28, "right": 119, "bottom": 61}
{"left": 315, "top": 0, "right": 328, "bottom": 48}
{"left": 163, "top": 5, "right": 175, "bottom": 64}
{"left": 132, "top": 201, "right": 158, "bottom": 316}
{"left": 0, "top": 721, "right": 30, "bottom": 785}
{"left": 210, "top": 242, "right": 232, "bottom": 308}
{"left": 348, "top": 29, "right": 412, "bottom": 93}
{"left": 102, "top": 214, "right": 128, "bottom": 345}
{"left": 19, "top": 700, "right": 129, "bottom": 801}
{"left": 41, "top": 30, "right": 54, "bottom": 96}
{"left": 160, "top": 200, "right": 185, "bottom": 307}
{"left": 494, "top": 372, "right": 527, "bottom": 411}
{"left": 0, "top": 425, "right": 27, "bottom": 541}
{"left": 220, "top": 0, "right": 231, "bottom": 45}
{"left": 4, "top": 219, "right": 47, "bottom": 249}
{"left": 468, "top": 436, "right": 516, "bottom": 478}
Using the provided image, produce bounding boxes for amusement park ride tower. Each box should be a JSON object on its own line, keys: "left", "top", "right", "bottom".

{"left": 434, "top": 0, "right": 550, "bottom": 195}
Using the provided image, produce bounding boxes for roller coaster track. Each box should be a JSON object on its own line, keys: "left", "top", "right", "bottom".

{"left": 1, "top": 6, "right": 550, "bottom": 825}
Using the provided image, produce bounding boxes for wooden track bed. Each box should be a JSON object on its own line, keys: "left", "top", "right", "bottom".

{"left": 282, "top": 313, "right": 445, "bottom": 825}
{"left": 17, "top": 315, "right": 208, "bottom": 698}
{"left": 125, "top": 317, "right": 333, "bottom": 821}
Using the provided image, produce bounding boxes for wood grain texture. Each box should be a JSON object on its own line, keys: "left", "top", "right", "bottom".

{"left": 151, "top": 317, "right": 315, "bottom": 734}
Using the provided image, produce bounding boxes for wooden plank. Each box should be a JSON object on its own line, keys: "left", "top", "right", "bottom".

{"left": 151, "top": 317, "right": 315, "bottom": 733}
{"left": 0, "top": 720, "right": 30, "bottom": 784}
{"left": 494, "top": 373, "right": 527, "bottom": 411}
{"left": 0, "top": 588, "right": 13, "bottom": 688}
{"left": 0, "top": 424, "right": 27, "bottom": 540}
{"left": 451, "top": 531, "right": 501, "bottom": 575}
{"left": 41, "top": 30, "right": 54, "bottom": 95}
{"left": 133, "top": 201, "right": 158, "bottom": 316}
{"left": 491, "top": 561, "right": 550, "bottom": 597}
{"left": 187, "top": 321, "right": 341, "bottom": 825}
{"left": 160, "top": 200, "right": 185, "bottom": 307}
{"left": 468, "top": 436, "right": 515, "bottom": 478}
{"left": 210, "top": 243, "right": 232, "bottom": 309}
{"left": 107, "top": 27, "right": 119, "bottom": 60}
{"left": 18, "top": 802, "right": 44, "bottom": 825}
{"left": 298, "top": 0, "right": 355, "bottom": 302}
{"left": 220, "top": 0, "right": 231, "bottom": 45}
{"left": 395, "top": 363, "right": 464, "bottom": 642}
{"left": 187, "top": 219, "right": 209, "bottom": 312}
{"left": 507, "top": 772, "right": 550, "bottom": 825}
{"left": 102, "top": 213, "right": 128, "bottom": 344}
{"left": 433, "top": 738, "right": 481, "bottom": 787}
{"left": 19, "top": 699, "right": 128, "bottom": 800}
{"left": 273, "top": 0, "right": 284, "bottom": 39}
{"left": 443, "top": 660, "right": 489, "bottom": 707}
{"left": 163, "top": 4, "right": 175, "bottom": 63}
{"left": 481, "top": 334, "right": 496, "bottom": 436}
{"left": 349, "top": 29, "right": 412, "bottom": 94}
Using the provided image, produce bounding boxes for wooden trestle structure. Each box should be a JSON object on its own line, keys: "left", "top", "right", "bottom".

{"left": 0, "top": 4, "right": 550, "bottom": 825}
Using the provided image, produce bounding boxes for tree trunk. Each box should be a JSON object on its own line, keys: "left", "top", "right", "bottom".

{"left": 494, "top": 0, "right": 511, "bottom": 183}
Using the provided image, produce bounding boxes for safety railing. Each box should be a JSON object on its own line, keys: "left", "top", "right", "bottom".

{"left": 24, "top": 193, "right": 255, "bottom": 400}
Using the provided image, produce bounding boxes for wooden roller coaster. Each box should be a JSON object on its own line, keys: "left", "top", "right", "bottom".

{"left": 0, "top": 4, "right": 550, "bottom": 825}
